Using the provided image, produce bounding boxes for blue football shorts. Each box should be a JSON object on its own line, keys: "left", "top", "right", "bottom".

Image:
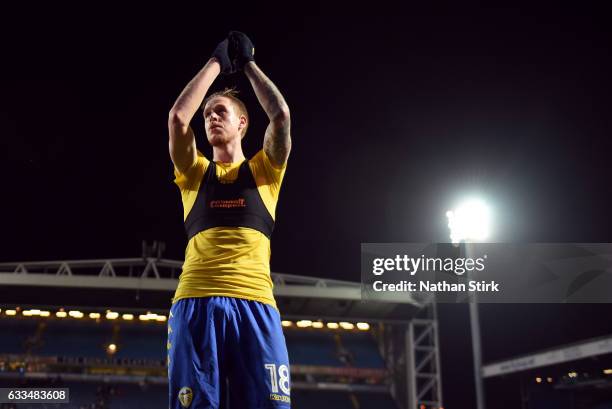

{"left": 167, "top": 297, "right": 291, "bottom": 409}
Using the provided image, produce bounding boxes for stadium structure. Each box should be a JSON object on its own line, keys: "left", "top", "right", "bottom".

{"left": 0, "top": 251, "right": 443, "bottom": 409}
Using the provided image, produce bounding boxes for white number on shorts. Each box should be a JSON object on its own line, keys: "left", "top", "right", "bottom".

{"left": 264, "top": 363, "right": 291, "bottom": 395}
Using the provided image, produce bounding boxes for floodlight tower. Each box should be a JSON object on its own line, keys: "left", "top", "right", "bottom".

{"left": 446, "top": 198, "right": 491, "bottom": 409}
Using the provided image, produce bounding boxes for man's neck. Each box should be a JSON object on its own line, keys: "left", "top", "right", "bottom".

{"left": 212, "top": 140, "right": 246, "bottom": 164}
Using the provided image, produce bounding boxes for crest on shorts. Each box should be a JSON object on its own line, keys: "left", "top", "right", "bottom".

{"left": 178, "top": 387, "right": 193, "bottom": 408}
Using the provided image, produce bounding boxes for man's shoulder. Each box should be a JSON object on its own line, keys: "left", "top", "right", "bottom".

{"left": 249, "top": 149, "right": 287, "bottom": 172}
{"left": 173, "top": 150, "right": 210, "bottom": 189}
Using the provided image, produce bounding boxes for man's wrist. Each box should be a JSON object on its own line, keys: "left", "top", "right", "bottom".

{"left": 243, "top": 61, "right": 256, "bottom": 74}
{"left": 208, "top": 57, "right": 221, "bottom": 68}
{"left": 206, "top": 58, "right": 223, "bottom": 75}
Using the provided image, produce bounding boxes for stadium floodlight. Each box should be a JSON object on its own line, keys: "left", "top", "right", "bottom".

{"left": 446, "top": 197, "right": 492, "bottom": 409}
{"left": 39, "top": 311, "right": 50, "bottom": 317}
{"left": 68, "top": 311, "right": 84, "bottom": 319}
{"left": 296, "top": 320, "right": 312, "bottom": 328}
{"left": 281, "top": 320, "right": 293, "bottom": 327}
{"left": 5, "top": 310, "right": 16, "bottom": 316}
{"left": 535, "top": 377, "right": 542, "bottom": 384}
{"left": 339, "top": 322, "right": 354, "bottom": 330}
{"left": 56, "top": 311, "right": 67, "bottom": 318}
{"left": 446, "top": 198, "right": 491, "bottom": 244}
{"left": 156, "top": 315, "right": 167, "bottom": 322}
{"left": 311, "top": 322, "right": 324, "bottom": 329}
{"left": 22, "top": 311, "right": 33, "bottom": 316}
{"left": 326, "top": 322, "right": 339, "bottom": 329}
{"left": 89, "top": 313, "right": 101, "bottom": 319}
{"left": 604, "top": 369, "right": 612, "bottom": 375}
{"left": 356, "top": 322, "right": 370, "bottom": 331}
{"left": 122, "top": 314, "right": 134, "bottom": 321}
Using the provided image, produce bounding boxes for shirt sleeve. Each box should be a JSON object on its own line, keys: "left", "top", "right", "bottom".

{"left": 173, "top": 150, "right": 209, "bottom": 192}
{"left": 250, "top": 150, "right": 287, "bottom": 219}
{"left": 254, "top": 149, "right": 287, "bottom": 195}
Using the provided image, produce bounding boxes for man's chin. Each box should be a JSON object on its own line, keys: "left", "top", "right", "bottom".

{"left": 208, "top": 134, "right": 238, "bottom": 146}
{"left": 209, "top": 139, "right": 231, "bottom": 147}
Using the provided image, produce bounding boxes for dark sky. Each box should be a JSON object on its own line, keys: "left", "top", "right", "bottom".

{"left": 1, "top": 7, "right": 611, "bottom": 407}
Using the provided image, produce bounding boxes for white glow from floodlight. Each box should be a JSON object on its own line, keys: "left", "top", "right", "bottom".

{"left": 326, "top": 322, "right": 339, "bottom": 329}
{"left": 446, "top": 198, "right": 491, "bottom": 243}
{"left": 604, "top": 369, "right": 612, "bottom": 375}
{"left": 356, "top": 322, "right": 370, "bottom": 331}
{"left": 56, "top": 311, "right": 67, "bottom": 318}
{"left": 5, "top": 310, "right": 16, "bottom": 316}
{"left": 39, "top": 311, "right": 50, "bottom": 317}
{"left": 122, "top": 314, "right": 134, "bottom": 321}
{"left": 156, "top": 315, "right": 167, "bottom": 322}
{"left": 89, "top": 313, "right": 101, "bottom": 319}
{"left": 281, "top": 320, "right": 293, "bottom": 327}
{"left": 312, "top": 322, "right": 324, "bottom": 329}
{"left": 535, "top": 377, "right": 542, "bottom": 383}
{"left": 568, "top": 372, "right": 577, "bottom": 378}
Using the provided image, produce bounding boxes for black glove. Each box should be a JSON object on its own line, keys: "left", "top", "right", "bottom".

{"left": 211, "top": 39, "right": 234, "bottom": 74}
{"left": 228, "top": 31, "right": 255, "bottom": 71}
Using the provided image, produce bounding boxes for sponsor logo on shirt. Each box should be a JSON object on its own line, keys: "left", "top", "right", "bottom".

{"left": 210, "top": 198, "right": 247, "bottom": 209}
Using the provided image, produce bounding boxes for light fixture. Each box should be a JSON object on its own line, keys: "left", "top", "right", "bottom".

{"left": 107, "top": 343, "right": 117, "bottom": 354}
{"left": 106, "top": 311, "right": 119, "bottom": 320}
{"left": 356, "top": 322, "right": 370, "bottom": 330}
{"left": 446, "top": 198, "right": 491, "bottom": 243}
{"left": 296, "top": 320, "right": 312, "bottom": 328}
{"left": 339, "top": 322, "right": 354, "bottom": 330}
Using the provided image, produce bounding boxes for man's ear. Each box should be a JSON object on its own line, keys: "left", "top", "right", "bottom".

{"left": 238, "top": 115, "right": 247, "bottom": 133}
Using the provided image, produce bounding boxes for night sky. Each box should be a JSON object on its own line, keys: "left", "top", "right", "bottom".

{"left": 1, "top": 7, "right": 611, "bottom": 407}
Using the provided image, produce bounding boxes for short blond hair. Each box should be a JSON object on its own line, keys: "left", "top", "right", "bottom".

{"left": 202, "top": 87, "right": 249, "bottom": 138}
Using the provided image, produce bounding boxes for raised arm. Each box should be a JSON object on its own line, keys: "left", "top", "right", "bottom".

{"left": 168, "top": 39, "right": 233, "bottom": 173}
{"left": 229, "top": 31, "right": 291, "bottom": 167}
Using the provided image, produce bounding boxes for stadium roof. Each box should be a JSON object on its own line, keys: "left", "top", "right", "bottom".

{"left": 0, "top": 258, "right": 424, "bottom": 322}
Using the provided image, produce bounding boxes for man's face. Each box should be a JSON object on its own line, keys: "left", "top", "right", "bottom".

{"left": 203, "top": 96, "right": 245, "bottom": 146}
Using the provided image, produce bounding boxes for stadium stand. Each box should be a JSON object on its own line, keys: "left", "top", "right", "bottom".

{"left": 114, "top": 324, "right": 166, "bottom": 361}
{"left": 0, "top": 319, "right": 38, "bottom": 355}
{"left": 285, "top": 329, "right": 341, "bottom": 366}
{"left": 38, "top": 320, "right": 114, "bottom": 358}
